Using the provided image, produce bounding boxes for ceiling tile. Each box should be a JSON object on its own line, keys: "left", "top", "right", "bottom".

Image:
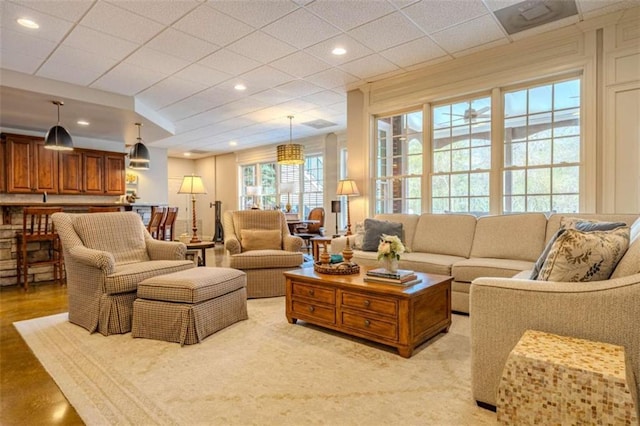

{"left": 15, "top": 0, "right": 93, "bottom": 21}
{"left": 339, "top": 54, "right": 400, "bottom": 80}
{"left": 125, "top": 47, "right": 189, "bottom": 76}
{"left": 107, "top": 0, "right": 199, "bottom": 25}
{"left": 198, "top": 48, "right": 262, "bottom": 76}
{"left": 173, "top": 63, "right": 232, "bottom": 87}
{"left": 275, "top": 79, "right": 325, "bottom": 97}
{"left": 238, "top": 66, "right": 296, "bottom": 91}
{"left": 38, "top": 45, "right": 117, "bottom": 82}
{"left": 250, "top": 88, "right": 298, "bottom": 105}
{"left": 380, "top": 36, "right": 448, "bottom": 68}
{"left": 348, "top": 11, "right": 424, "bottom": 51}
{"left": 306, "top": 0, "right": 396, "bottom": 31}
{"left": 431, "top": 14, "right": 507, "bottom": 54}
{"left": 262, "top": 8, "right": 340, "bottom": 49}
{"left": 305, "top": 68, "right": 360, "bottom": 90}
{"left": 0, "top": 27, "right": 57, "bottom": 60}
{"left": 270, "top": 51, "right": 332, "bottom": 78}
{"left": 300, "top": 90, "right": 345, "bottom": 106}
{"left": 172, "top": 5, "right": 254, "bottom": 46}
{"left": 79, "top": 1, "right": 165, "bottom": 44}
{"left": 137, "top": 76, "right": 206, "bottom": 110}
{"left": 483, "top": 0, "right": 523, "bottom": 12}
{"left": 65, "top": 25, "right": 139, "bottom": 61}
{"left": 146, "top": 28, "right": 219, "bottom": 62}
{"left": 0, "top": 48, "right": 44, "bottom": 74}
{"left": 1, "top": 1, "right": 74, "bottom": 42}
{"left": 91, "top": 62, "right": 167, "bottom": 95}
{"left": 304, "top": 34, "right": 374, "bottom": 65}
{"left": 227, "top": 31, "right": 297, "bottom": 64}
{"left": 402, "top": 0, "right": 490, "bottom": 34}
{"left": 208, "top": 0, "right": 298, "bottom": 28}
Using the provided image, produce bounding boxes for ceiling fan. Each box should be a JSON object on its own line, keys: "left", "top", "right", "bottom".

{"left": 444, "top": 106, "right": 491, "bottom": 123}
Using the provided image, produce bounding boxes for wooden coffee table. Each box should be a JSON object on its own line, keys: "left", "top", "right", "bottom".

{"left": 284, "top": 267, "right": 452, "bottom": 358}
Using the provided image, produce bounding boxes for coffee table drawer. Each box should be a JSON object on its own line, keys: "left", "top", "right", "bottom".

{"left": 291, "top": 282, "right": 335, "bottom": 304}
{"left": 341, "top": 311, "right": 397, "bottom": 341}
{"left": 341, "top": 292, "right": 397, "bottom": 317}
{"left": 292, "top": 300, "right": 335, "bottom": 324}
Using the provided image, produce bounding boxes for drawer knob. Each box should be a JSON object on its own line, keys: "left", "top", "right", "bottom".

{"left": 308, "top": 289, "right": 314, "bottom": 296}
{"left": 363, "top": 300, "right": 370, "bottom": 307}
{"left": 364, "top": 319, "right": 371, "bottom": 327}
{"left": 308, "top": 306, "right": 315, "bottom": 313}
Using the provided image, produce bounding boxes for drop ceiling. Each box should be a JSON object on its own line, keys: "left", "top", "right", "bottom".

{"left": 0, "top": 0, "right": 635, "bottom": 159}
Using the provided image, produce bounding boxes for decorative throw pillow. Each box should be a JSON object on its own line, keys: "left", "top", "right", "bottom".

{"left": 351, "top": 221, "right": 365, "bottom": 250}
{"left": 537, "top": 227, "right": 630, "bottom": 282}
{"left": 361, "top": 218, "right": 403, "bottom": 252}
{"left": 529, "top": 219, "right": 627, "bottom": 279}
{"left": 240, "top": 229, "right": 281, "bottom": 251}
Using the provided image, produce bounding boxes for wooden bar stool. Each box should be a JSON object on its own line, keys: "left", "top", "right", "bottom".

{"left": 16, "top": 207, "right": 64, "bottom": 290}
{"left": 147, "top": 207, "right": 167, "bottom": 239}
{"left": 160, "top": 207, "right": 179, "bottom": 241}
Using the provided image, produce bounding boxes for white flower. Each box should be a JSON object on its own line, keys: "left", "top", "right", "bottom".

{"left": 376, "top": 234, "right": 405, "bottom": 261}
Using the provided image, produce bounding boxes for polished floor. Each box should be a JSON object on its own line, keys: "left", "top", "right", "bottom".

{"left": 0, "top": 245, "right": 228, "bottom": 425}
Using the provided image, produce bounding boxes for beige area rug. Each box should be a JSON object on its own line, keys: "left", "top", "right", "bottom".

{"left": 15, "top": 297, "right": 497, "bottom": 425}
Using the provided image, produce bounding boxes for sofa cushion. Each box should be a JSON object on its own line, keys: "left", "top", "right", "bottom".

{"left": 240, "top": 229, "right": 281, "bottom": 251}
{"left": 397, "top": 252, "right": 465, "bottom": 276}
{"left": 229, "top": 250, "right": 303, "bottom": 270}
{"left": 362, "top": 218, "right": 403, "bottom": 251}
{"left": 73, "top": 212, "right": 150, "bottom": 264}
{"left": 412, "top": 213, "right": 476, "bottom": 258}
{"left": 374, "top": 214, "right": 420, "bottom": 252}
{"left": 530, "top": 220, "right": 627, "bottom": 280}
{"left": 538, "top": 227, "right": 630, "bottom": 282}
{"left": 453, "top": 258, "right": 535, "bottom": 283}
{"left": 104, "top": 260, "right": 195, "bottom": 295}
{"left": 470, "top": 213, "right": 547, "bottom": 262}
{"left": 611, "top": 218, "right": 640, "bottom": 278}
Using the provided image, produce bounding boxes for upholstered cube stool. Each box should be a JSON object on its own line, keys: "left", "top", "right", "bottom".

{"left": 132, "top": 267, "right": 248, "bottom": 345}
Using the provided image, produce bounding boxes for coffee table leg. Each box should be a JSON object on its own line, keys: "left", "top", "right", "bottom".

{"left": 287, "top": 316, "right": 297, "bottom": 324}
{"left": 397, "top": 346, "right": 413, "bottom": 358}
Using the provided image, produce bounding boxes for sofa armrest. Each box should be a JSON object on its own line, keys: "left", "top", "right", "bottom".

{"left": 145, "top": 238, "right": 186, "bottom": 260}
{"left": 68, "top": 245, "right": 116, "bottom": 275}
{"left": 469, "top": 274, "right": 640, "bottom": 407}
{"left": 225, "top": 236, "right": 241, "bottom": 255}
{"left": 284, "top": 234, "right": 304, "bottom": 252}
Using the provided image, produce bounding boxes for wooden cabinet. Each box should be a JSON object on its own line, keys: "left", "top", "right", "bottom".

{"left": 0, "top": 137, "right": 5, "bottom": 192}
{"left": 59, "top": 149, "right": 125, "bottom": 195}
{"left": 2, "top": 133, "right": 58, "bottom": 194}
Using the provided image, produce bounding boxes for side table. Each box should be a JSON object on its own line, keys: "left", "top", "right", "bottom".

{"left": 310, "top": 236, "right": 332, "bottom": 261}
{"left": 185, "top": 241, "right": 216, "bottom": 267}
{"left": 498, "top": 329, "right": 639, "bottom": 425}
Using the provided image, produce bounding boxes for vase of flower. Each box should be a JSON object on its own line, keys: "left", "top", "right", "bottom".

{"left": 377, "top": 234, "right": 405, "bottom": 273}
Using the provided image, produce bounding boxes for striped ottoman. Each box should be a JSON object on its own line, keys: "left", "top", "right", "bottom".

{"left": 132, "top": 267, "right": 247, "bottom": 345}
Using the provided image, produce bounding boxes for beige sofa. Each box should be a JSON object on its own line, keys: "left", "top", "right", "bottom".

{"left": 331, "top": 213, "right": 639, "bottom": 313}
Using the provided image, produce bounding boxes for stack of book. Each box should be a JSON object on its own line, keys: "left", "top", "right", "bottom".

{"left": 364, "top": 268, "right": 421, "bottom": 286}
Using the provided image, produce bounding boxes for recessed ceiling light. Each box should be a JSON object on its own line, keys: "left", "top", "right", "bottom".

{"left": 17, "top": 18, "right": 39, "bottom": 29}
{"left": 234, "top": 84, "right": 246, "bottom": 91}
{"left": 183, "top": 152, "right": 192, "bottom": 157}
{"left": 332, "top": 47, "right": 347, "bottom": 56}
{"left": 77, "top": 120, "right": 90, "bottom": 126}
{"left": 229, "top": 141, "right": 238, "bottom": 146}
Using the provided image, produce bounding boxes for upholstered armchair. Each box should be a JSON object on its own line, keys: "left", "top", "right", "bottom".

{"left": 52, "top": 212, "right": 195, "bottom": 336}
{"left": 223, "top": 210, "right": 304, "bottom": 297}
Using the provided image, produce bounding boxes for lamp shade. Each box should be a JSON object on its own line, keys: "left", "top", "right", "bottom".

{"left": 277, "top": 144, "right": 304, "bottom": 165}
{"left": 280, "top": 182, "right": 296, "bottom": 194}
{"left": 336, "top": 179, "right": 359, "bottom": 196}
{"left": 128, "top": 160, "right": 149, "bottom": 170}
{"left": 44, "top": 100, "right": 73, "bottom": 151}
{"left": 178, "top": 175, "right": 207, "bottom": 194}
{"left": 331, "top": 200, "right": 341, "bottom": 213}
{"left": 245, "top": 185, "right": 262, "bottom": 196}
{"left": 129, "top": 142, "right": 150, "bottom": 162}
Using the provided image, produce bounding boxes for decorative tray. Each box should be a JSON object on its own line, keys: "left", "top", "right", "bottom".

{"left": 314, "top": 261, "right": 360, "bottom": 275}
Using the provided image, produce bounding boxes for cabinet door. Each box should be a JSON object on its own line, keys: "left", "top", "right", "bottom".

{"left": 0, "top": 137, "right": 6, "bottom": 193}
{"left": 33, "top": 139, "right": 58, "bottom": 193}
{"left": 59, "top": 151, "right": 83, "bottom": 194}
{"left": 82, "top": 151, "right": 104, "bottom": 194}
{"left": 104, "top": 154, "right": 125, "bottom": 195}
{"left": 5, "top": 134, "right": 35, "bottom": 193}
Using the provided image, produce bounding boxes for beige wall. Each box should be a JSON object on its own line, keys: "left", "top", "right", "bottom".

{"left": 346, "top": 7, "right": 640, "bottom": 223}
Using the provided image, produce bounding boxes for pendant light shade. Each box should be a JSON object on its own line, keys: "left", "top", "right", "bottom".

{"left": 44, "top": 101, "right": 73, "bottom": 151}
{"left": 277, "top": 115, "right": 304, "bottom": 165}
{"left": 129, "top": 122, "right": 150, "bottom": 166}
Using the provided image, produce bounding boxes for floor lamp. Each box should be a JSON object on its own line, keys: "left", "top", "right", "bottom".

{"left": 331, "top": 200, "right": 341, "bottom": 237}
{"left": 178, "top": 174, "right": 208, "bottom": 243}
{"left": 336, "top": 179, "right": 359, "bottom": 236}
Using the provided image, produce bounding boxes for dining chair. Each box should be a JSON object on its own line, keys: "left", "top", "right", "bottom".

{"left": 147, "top": 207, "right": 167, "bottom": 239}
{"left": 295, "top": 207, "right": 326, "bottom": 253}
{"left": 159, "top": 207, "right": 179, "bottom": 241}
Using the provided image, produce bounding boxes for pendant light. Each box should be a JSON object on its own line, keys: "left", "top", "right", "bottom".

{"left": 277, "top": 115, "right": 304, "bottom": 165}
{"left": 44, "top": 100, "right": 74, "bottom": 151}
{"left": 129, "top": 122, "right": 150, "bottom": 169}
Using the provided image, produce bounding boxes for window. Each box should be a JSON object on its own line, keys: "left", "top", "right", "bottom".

{"left": 302, "top": 155, "right": 323, "bottom": 218}
{"left": 374, "top": 111, "right": 423, "bottom": 214}
{"left": 240, "top": 165, "right": 256, "bottom": 209}
{"left": 503, "top": 78, "right": 580, "bottom": 213}
{"left": 432, "top": 96, "right": 491, "bottom": 214}
{"left": 259, "top": 163, "right": 277, "bottom": 210}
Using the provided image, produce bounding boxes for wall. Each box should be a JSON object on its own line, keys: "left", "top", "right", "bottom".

{"left": 346, "top": 7, "right": 640, "bottom": 225}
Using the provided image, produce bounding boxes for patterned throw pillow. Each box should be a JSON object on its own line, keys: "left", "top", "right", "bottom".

{"left": 537, "top": 227, "right": 630, "bottom": 282}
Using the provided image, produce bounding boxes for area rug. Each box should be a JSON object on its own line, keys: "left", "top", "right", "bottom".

{"left": 15, "top": 297, "right": 497, "bottom": 425}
